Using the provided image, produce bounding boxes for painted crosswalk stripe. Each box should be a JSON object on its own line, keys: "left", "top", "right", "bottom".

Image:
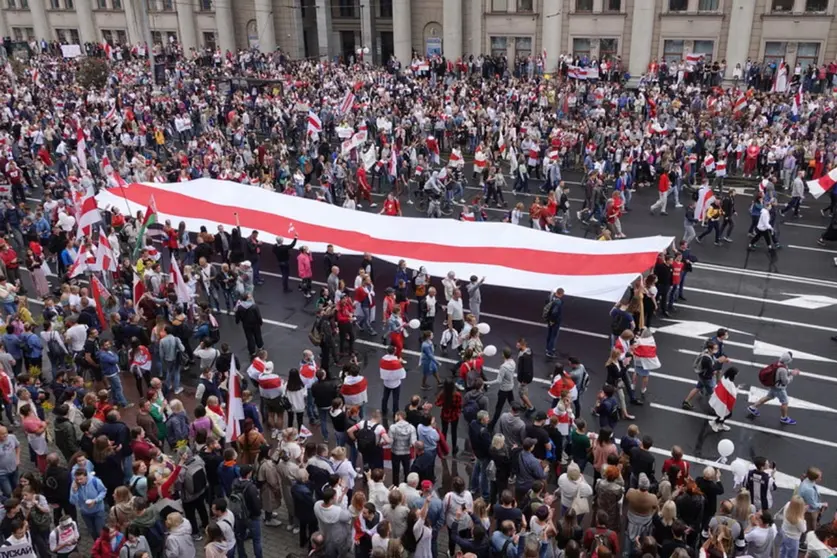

{"left": 649, "top": 402, "right": 837, "bottom": 449}
{"left": 784, "top": 222, "right": 825, "bottom": 230}
{"left": 673, "top": 348, "right": 837, "bottom": 384}
{"left": 691, "top": 262, "right": 837, "bottom": 289}
{"left": 675, "top": 303, "right": 834, "bottom": 332}
{"left": 788, "top": 244, "right": 837, "bottom": 254}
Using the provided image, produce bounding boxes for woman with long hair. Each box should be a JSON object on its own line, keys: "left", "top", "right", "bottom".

{"left": 488, "top": 434, "right": 511, "bottom": 505}
{"left": 591, "top": 427, "right": 619, "bottom": 485}
{"left": 732, "top": 489, "right": 756, "bottom": 554}
{"left": 652, "top": 500, "right": 678, "bottom": 547}
{"left": 675, "top": 479, "right": 706, "bottom": 549}
{"left": 92, "top": 435, "right": 124, "bottom": 505}
{"left": 604, "top": 346, "right": 636, "bottom": 420}
{"left": 285, "top": 368, "right": 307, "bottom": 428}
{"left": 595, "top": 464, "right": 625, "bottom": 532}
{"left": 435, "top": 379, "right": 463, "bottom": 454}
{"left": 776, "top": 496, "right": 807, "bottom": 558}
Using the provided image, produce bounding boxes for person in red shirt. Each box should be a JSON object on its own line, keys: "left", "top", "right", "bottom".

{"left": 650, "top": 169, "right": 671, "bottom": 215}
{"left": 744, "top": 144, "right": 760, "bottom": 177}
{"left": 380, "top": 192, "right": 401, "bottom": 216}
{"left": 0, "top": 240, "right": 21, "bottom": 287}
{"left": 606, "top": 191, "right": 625, "bottom": 238}
{"left": 336, "top": 295, "right": 355, "bottom": 356}
{"left": 356, "top": 166, "right": 375, "bottom": 208}
{"left": 662, "top": 445, "right": 690, "bottom": 486}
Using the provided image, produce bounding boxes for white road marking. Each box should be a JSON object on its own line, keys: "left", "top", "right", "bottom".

{"left": 752, "top": 339, "right": 837, "bottom": 363}
{"left": 788, "top": 244, "right": 837, "bottom": 254}
{"left": 683, "top": 287, "right": 837, "bottom": 310}
{"left": 783, "top": 222, "right": 824, "bottom": 230}
{"left": 675, "top": 303, "right": 835, "bottom": 332}
{"left": 747, "top": 386, "right": 837, "bottom": 414}
{"left": 691, "top": 262, "right": 837, "bottom": 289}
{"left": 674, "top": 348, "right": 837, "bottom": 384}
{"left": 649, "top": 402, "right": 837, "bottom": 449}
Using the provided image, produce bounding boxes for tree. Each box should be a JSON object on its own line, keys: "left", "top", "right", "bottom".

{"left": 76, "top": 57, "right": 109, "bottom": 89}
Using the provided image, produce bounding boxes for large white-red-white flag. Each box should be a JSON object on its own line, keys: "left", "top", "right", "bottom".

{"left": 808, "top": 167, "right": 837, "bottom": 199}
{"left": 170, "top": 257, "right": 191, "bottom": 303}
{"left": 338, "top": 91, "right": 355, "bottom": 114}
{"left": 226, "top": 356, "right": 245, "bottom": 440}
{"left": 76, "top": 127, "right": 87, "bottom": 171}
{"left": 78, "top": 187, "right": 102, "bottom": 236}
{"left": 696, "top": 184, "right": 715, "bottom": 222}
{"left": 307, "top": 110, "right": 322, "bottom": 136}
{"left": 792, "top": 90, "right": 802, "bottom": 117}
{"left": 97, "top": 180, "right": 674, "bottom": 302}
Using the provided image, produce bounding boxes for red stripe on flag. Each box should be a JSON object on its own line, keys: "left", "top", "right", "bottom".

{"left": 115, "top": 184, "right": 662, "bottom": 277}
{"left": 714, "top": 380, "right": 736, "bottom": 411}
{"left": 341, "top": 378, "right": 368, "bottom": 395}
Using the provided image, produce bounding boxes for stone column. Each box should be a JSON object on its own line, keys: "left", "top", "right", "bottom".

{"left": 75, "top": 0, "right": 97, "bottom": 44}
{"left": 725, "top": 0, "right": 756, "bottom": 79}
{"left": 471, "top": 0, "right": 482, "bottom": 56}
{"left": 541, "top": 0, "right": 561, "bottom": 72}
{"left": 254, "top": 0, "right": 276, "bottom": 51}
{"left": 443, "top": 0, "right": 462, "bottom": 60}
{"left": 393, "top": 0, "right": 411, "bottom": 63}
{"left": 360, "top": 1, "right": 376, "bottom": 63}
{"left": 315, "top": 0, "right": 332, "bottom": 58}
{"left": 176, "top": 0, "right": 198, "bottom": 52}
{"left": 0, "top": 4, "right": 10, "bottom": 40}
{"left": 216, "top": 0, "right": 236, "bottom": 54}
{"left": 627, "top": 0, "right": 654, "bottom": 81}
{"left": 29, "top": 0, "right": 50, "bottom": 42}
{"left": 122, "top": 0, "right": 144, "bottom": 46}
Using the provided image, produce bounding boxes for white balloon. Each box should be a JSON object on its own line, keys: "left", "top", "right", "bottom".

{"left": 717, "top": 439, "right": 735, "bottom": 458}
{"left": 477, "top": 322, "right": 491, "bottom": 335}
{"left": 408, "top": 319, "right": 421, "bottom": 330}
{"left": 483, "top": 345, "right": 497, "bottom": 357}
{"left": 730, "top": 458, "right": 751, "bottom": 480}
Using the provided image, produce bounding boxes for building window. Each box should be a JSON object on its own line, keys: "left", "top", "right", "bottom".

{"left": 151, "top": 31, "right": 162, "bottom": 44}
{"left": 771, "top": 0, "right": 794, "bottom": 11}
{"left": 7, "top": 0, "right": 15, "bottom": 8}
{"left": 203, "top": 31, "right": 216, "bottom": 49}
{"left": 492, "top": 0, "right": 507, "bottom": 11}
{"left": 161, "top": 0, "right": 173, "bottom": 9}
{"left": 49, "top": 0, "right": 60, "bottom": 8}
{"left": 663, "top": 39, "right": 684, "bottom": 63}
{"left": 600, "top": 38, "right": 618, "bottom": 60}
{"left": 572, "top": 37, "right": 590, "bottom": 59}
{"left": 198, "top": 0, "right": 211, "bottom": 8}
{"left": 515, "top": 37, "right": 532, "bottom": 57}
{"left": 797, "top": 42, "right": 820, "bottom": 68}
{"left": 11, "top": 27, "right": 22, "bottom": 40}
{"left": 669, "top": 0, "right": 687, "bottom": 11}
{"left": 605, "top": 0, "right": 621, "bottom": 11}
{"left": 698, "top": 0, "right": 718, "bottom": 10}
{"left": 55, "top": 28, "right": 80, "bottom": 43}
{"left": 111, "top": 0, "right": 120, "bottom": 8}
{"left": 336, "top": 0, "right": 355, "bottom": 17}
{"left": 379, "top": 0, "right": 392, "bottom": 16}
{"left": 490, "top": 36, "right": 507, "bottom": 57}
{"left": 693, "top": 39, "right": 714, "bottom": 61}
{"left": 517, "top": 0, "right": 532, "bottom": 11}
{"left": 764, "top": 41, "right": 787, "bottom": 65}
{"left": 575, "top": 0, "right": 593, "bottom": 11}
{"left": 805, "top": 0, "right": 828, "bottom": 11}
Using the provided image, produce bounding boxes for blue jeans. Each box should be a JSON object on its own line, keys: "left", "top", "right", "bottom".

{"left": 236, "top": 517, "right": 262, "bottom": 558}
{"left": 305, "top": 392, "right": 317, "bottom": 422}
{"left": 779, "top": 531, "right": 800, "bottom": 558}
{"left": 335, "top": 432, "right": 357, "bottom": 466}
{"left": 0, "top": 469, "right": 19, "bottom": 497}
{"left": 546, "top": 322, "right": 560, "bottom": 354}
{"left": 252, "top": 260, "right": 262, "bottom": 284}
{"left": 381, "top": 385, "right": 400, "bottom": 416}
{"left": 2, "top": 302, "right": 16, "bottom": 316}
{"left": 122, "top": 454, "right": 134, "bottom": 485}
{"left": 470, "top": 458, "right": 490, "bottom": 500}
{"left": 107, "top": 373, "right": 129, "bottom": 407}
{"left": 318, "top": 408, "right": 330, "bottom": 441}
{"left": 162, "top": 360, "right": 181, "bottom": 392}
{"left": 81, "top": 511, "right": 106, "bottom": 539}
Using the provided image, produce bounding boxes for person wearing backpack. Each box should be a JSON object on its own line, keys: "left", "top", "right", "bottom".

{"left": 468, "top": 410, "right": 492, "bottom": 501}
{"left": 230, "top": 464, "right": 263, "bottom": 558}
{"left": 582, "top": 510, "right": 620, "bottom": 556}
{"left": 176, "top": 450, "right": 209, "bottom": 541}
{"left": 747, "top": 352, "right": 800, "bottom": 425}
{"left": 347, "top": 410, "right": 390, "bottom": 470}
{"left": 544, "top": 288, "right": 564, "bottom": 359}
{"left": 681, "top": 340, "right": 718, "bottom": 410}
{"left": 490, "top": 520, "right": 521, "bottom": 558}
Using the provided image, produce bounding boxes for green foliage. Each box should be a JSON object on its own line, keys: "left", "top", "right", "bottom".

{"left": 76, "top": 57, "right": 110, "bottom": 89}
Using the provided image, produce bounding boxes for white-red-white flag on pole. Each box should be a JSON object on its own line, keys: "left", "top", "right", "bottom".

{"left": 78, "top": 188, "right": 102, "bottom": 236}
{"left": 68, "top": 250, "right": 96, "bottom": 278}
{"left": 792, "top": 91, "right": 802, "bottom": 117}
{"left": 807, "top": 167, "right": 837, "bottom": 199}
{"left": 226, "top": 357, "right": 245, "bottom": 440}
{"left": 95, "top": 229, "right": 116, "bottom": 272}
{"left": 307, "top": 110, "right": 322, "bottom": 136}
{"left": 102, "top": 41, "right": 113, "bottom": 60}
{"left": 339, "top": 91, "right": 355, "bottom": 114}
{"left": 31, "top": 69, "right": 41, "bottom": 87}
{"left": 170, "top": 257, "right": 191, "bottom": 304}
{"left": 76, "top": 127, "right": 87, "bottom": 171}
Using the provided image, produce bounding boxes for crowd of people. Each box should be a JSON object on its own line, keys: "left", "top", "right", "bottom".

{"left": 0, "top": 33, "right": 831, "bottom": 558}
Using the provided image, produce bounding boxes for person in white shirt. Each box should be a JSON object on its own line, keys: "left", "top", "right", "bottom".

{"left": 420, "top": 286, "right": 437, "bottom": 333}
{"left": 748, "top": 204, "right": 775, "bottom": 251}
{"left": 446, "top": 289, "right": 465, "bottom": 333}
{"left": 64, "top": 321, "right": 88, "bottom": 354}
{"left": 744, "top": 510, "right": 777, "bottom": 558}
{"left": 210, "top": 500, "right": 237, "bottom": 554}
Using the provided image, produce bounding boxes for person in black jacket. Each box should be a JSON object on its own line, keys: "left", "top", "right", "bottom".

{"left": 234, "top": 294, "right": 263, "bottom": 357}
{"left": 516, "top": 339, "right": 534, "bottom": 411}
{"left": 468, "top": 411, "right": 492, "bottom": 501}
{"left": 97, "top": 410, "right": 133, "bottom": 484}
{"left": 43, "top": 453, "right": 75, "bottom": 524}
{"left": 653, "top": 255, "right": 673, "bottom": 318}
{"left": 409, "top": 441, "right": 436, "bottom": 485}
{"left": 272, "top": 235, "right": 298, "bottom": 293}
{"left": 310, "top": 370, "right": 339, "bottom": 441}
{"left": 214, "top": 225, "right": 232, "bottom": 263}
{"left": 245, "top": 231, "right": 265, "bottom": 286}
{"left": 291, "top": 469, "right": 318, "bottom": 548}
{"left": 231, "top": 465, "right": 263, "bottom": 558}
{"left": 449, "top": 516, "right": 490, "bottom": 558}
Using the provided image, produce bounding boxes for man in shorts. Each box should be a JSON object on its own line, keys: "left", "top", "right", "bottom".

{"left": 747, "top": 351, "right": 800, "bottom": 426}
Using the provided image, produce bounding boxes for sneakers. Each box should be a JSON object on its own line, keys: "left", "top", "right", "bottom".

{"left": 719, "top": 423, "right": 731, "bottom": 431}
{"left": 747, "top": 406, "right": 760, "bottom": 417}
{"left": 265, "top": 519, "right": 283, "bottom": 527}
{"left": 682, "top": 400, "right": 694, "bottom": 410}
{"left": 675, "top": 204, "right": 684, "bottom": 209}
{"left": 285, "top": 524, "right": 296, "bottom": 532}
{"left": 780, "top": 416, "right": 797, "bottom": 425}
{"left": 708, "top": 420, "right": 720, "bottom": 432}
{"left": 192, "top": 534, "right": 203, "bottom": 542}
{"left": 174, "top": 387, "right": 184, "bottom": 395}
{"left": 292, "top": 526, "right": 301, "bottom": 534}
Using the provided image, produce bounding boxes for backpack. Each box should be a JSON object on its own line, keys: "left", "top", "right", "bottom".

{"left": 578, "top": 368, "right": 591, "bottom": 392}
{"left": 130, "top": 476, "right": 144, "bottom": 497}
{"left": 28, "top": 505, "right": 52, "bottom": 532}
{"left": 693, "top": 352, "right": 713, "bottom": 376}
{"left": 462, "top": 396, "right": 480, "bottom": 423}
{"left": 491, "top": 538, "right": 513, "bottom": 558}
{"left": 47, "top": 335, "right": 67, "bottom": 360}
{"left": 355, "top": 421, "right": 378, "bottom": 454}
{"left": 541, "top": 299, "right": 554, "bottom": 322}
{"left": 589, "top": 530, "right": 614, "bottom": 554}
{"left": 183, "top": 458, "right": 208, "bottom": 498}
{"left": 610, "top": 311, "right": 629, "bottom": 336}
{"left": 308, "top": 319, "right": 323, "bottom": 345}
{"left": 228, "top": 488, "right": 249, "bottom": 524}
{"left": 208, "top": 325, "right": 221, "bottom": 346}
{"left": 144, "top": 518, "right": 167, "bottom": 555}
{"left": 758, "top": 362, "right": 781, "bottom": 387}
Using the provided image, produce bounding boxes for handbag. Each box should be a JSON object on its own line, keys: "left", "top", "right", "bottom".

{"left": 571, "top": 488, "right": 590, "bottom": 515}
